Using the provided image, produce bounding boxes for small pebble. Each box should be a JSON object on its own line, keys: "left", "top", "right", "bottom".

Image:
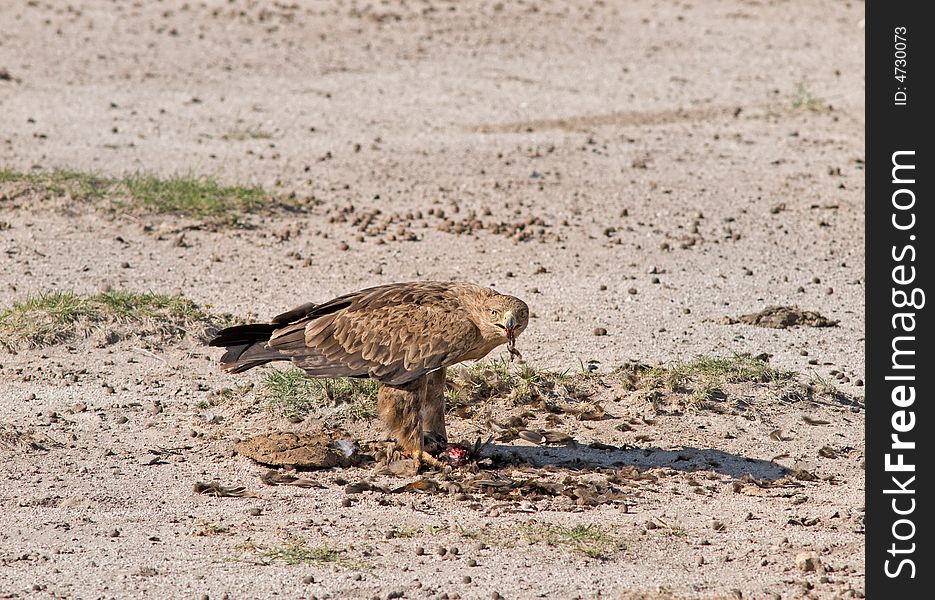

{"left": 449, "top": 547, "right": 459, "bottom": 556}
{"left": 796, "top": 551, "right": 821, "bottom": 572}
{"left": 415, "top": 547, "right": 425, "bottom": 556}
{"left": 247, "top": 507, "right": 262, "bottom": 517}
{"left": 628, "top": 287, "right": 638, "bottom": 295}
{"left": 462, "top": 576, "right": 472, "bottom": 584}
{"left": 109, "top": 529, "right": 120, "bottom": 538}
{"left": 436, "top": 546, "right": 447, "bottom": 557}
{"left": 341, "top": 498, "right": 352, "bottom": 508}
{"left": 468, "top": 559, "right": 478, "bottom": 567}
{"left": 825, "top": 287, "right": 834, "bottom": 295}
{"left": 593, "top": 327, "right": 607, "bottom": 336}
{"left": 303, "top": 575, "right": 315, "bottom": 584}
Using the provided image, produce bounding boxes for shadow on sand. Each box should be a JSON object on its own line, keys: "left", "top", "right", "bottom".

{"left": 485, "top": 442, "right": 789, "bottom": 481}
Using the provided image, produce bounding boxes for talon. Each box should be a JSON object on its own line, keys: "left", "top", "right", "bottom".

{"left": 418, "top": 452, "right": 446, "bottom": 472}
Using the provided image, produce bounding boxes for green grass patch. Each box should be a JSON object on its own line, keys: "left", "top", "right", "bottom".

{"left": 0, "top": 290, "right": 215, "bottom": 350}
{"left": 252, "top": 539, "right": 367, "bottom": 569}
{"left": 619, "top": 353, "right": 793, "bottom": 409}
{"left": 0, "top": 168, "right": 277, "bottom": 222}
{"left": 262, "top": 368, "right": 379, "bottom": 421}
{"left": 519, "top": 523, "right": 621, "bottom": 559}
{"left": 121, "top": 174, "right": 266, "bottom": 218}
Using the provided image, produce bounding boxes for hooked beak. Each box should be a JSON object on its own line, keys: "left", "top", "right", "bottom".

{"left": 501, "top": 310, "right": 518, "bottom": 340}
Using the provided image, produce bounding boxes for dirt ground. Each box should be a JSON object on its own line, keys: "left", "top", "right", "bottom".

{"left": 0, "top": 1, "right": 865, "bottom": 598}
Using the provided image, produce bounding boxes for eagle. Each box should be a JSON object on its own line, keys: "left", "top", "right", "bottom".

{"left": 209, "top": 281, "right": 529, "bottom": 470}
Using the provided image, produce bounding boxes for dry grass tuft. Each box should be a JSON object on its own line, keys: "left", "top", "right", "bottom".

{"left": 0, "top": 290, "right": 218, "bottom": 351}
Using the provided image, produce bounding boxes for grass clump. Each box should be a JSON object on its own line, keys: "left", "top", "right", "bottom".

{"left": 0, "top": 168, "right": 276, "bottom": 222}
{"left": 262, "top": 368, "right": 378, "bottom": 421}
{"left": 519, "top": 523, "right": 621, "bottom": 559}
{"left": 618, "top": 353, "right": 794, "bottom": 409}
{"left": 121, "top": 174, "right": 266, "bottom": 218}
{"left": 251, "top": 539, "right": 366, "bottom": 569}
{"left": 0, "top": 290, "right": 214, "bottom": 350}
{"left": 446, "top": 360, "right": 579, "bottom": 409}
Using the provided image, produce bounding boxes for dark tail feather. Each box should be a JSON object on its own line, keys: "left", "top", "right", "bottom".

{"left": 209, "top": 323, "right": 278, "bottom": 347}
{"left": 210, "top": 323, "right": 285, "bottom": 373}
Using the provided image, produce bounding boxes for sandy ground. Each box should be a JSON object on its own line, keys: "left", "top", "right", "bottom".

{"left": 0, "top": 1, "right": 865, "bottom": 598}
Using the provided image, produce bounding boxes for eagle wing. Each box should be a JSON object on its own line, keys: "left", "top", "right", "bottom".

{"left": 266, "top": 282, "right": 483, "bottom": 386}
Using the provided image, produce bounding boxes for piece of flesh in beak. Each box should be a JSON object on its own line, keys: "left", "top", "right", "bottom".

{"left": 501, "top": 311, "right": 523, "bottom": 361}
{"left": 501, "top": 310, "right": 517, "bottom": 340}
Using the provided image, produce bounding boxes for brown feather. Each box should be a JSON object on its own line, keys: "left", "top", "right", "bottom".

{"left": 211, "top": 281, "right": 528, "bottom": 385}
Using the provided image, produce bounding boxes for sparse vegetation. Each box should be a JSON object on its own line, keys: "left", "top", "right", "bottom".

{"left": 519, "top": 523, "right": 621, "bottom": 559}
{"left": 0, "top": 290, "right": 216, "bottom": 350}
{"left": 262, "top": 368, "right": 378, "bottom": 420}
{"left": 446, "top": 360, "right": 579, "bottom": 409}
{"left": 791, "top": 82, "right": 830, "bottom": 112}
{"left": 0, "top": 168, "right": 279, "bottom": 222}
{"left": 617, "top": 353, "right": 794, "bottom": 409}
{"left": 192, "top": 521, "right": 231, "bottom": 536}
{"left": 775, "top": 373, "right": 856, "bottom": 406}
{"left": 248, "top": 538, "right": 366, "bottom": 569}
{"left": 222, "top": 127, "right": 275, "bottom": 141}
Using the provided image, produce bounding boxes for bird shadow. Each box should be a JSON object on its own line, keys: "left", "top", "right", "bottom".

{"left": 482, "top": 442, "right": 789, "bottom": 481}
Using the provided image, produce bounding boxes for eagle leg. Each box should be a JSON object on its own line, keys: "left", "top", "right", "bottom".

{"left": 421, "top": 368, "right": 448, "bottom": 454}
{"left": 378, "top": 376, "right": 444, "bottom": 472}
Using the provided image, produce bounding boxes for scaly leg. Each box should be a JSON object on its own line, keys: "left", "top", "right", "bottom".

{"left": 377, "top": 377, "right": 445, "bottom": 471}
{"left": 421, "top": 368, "right": 448, "bottom": 454}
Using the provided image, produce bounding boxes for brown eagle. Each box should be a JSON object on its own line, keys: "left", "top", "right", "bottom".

{"left": 209, "top": 281, "right": 529, "bottom": 470}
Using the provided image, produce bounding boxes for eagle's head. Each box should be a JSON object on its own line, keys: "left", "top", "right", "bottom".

{"left": 475, "top": 293, "right": 529, "bottom": 347}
